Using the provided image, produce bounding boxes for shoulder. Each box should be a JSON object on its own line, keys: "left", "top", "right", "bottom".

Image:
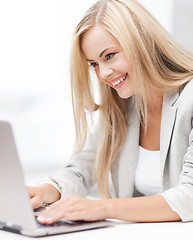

{"left": 180, "top": 78, "right": 193, "bottom": 98}
{"left": 177, "top": 79, "right": 193, "bottom": 109}
{"left": 174, "top": 79, "right": 193, "bottom": 129}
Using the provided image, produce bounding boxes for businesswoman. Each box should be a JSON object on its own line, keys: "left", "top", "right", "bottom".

{"left": 28, "top": 0, "right": 193, "bottom": 224}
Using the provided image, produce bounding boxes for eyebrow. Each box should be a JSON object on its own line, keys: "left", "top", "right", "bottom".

{"left": 86, "top": 47, "right": 113, "bottom": 62}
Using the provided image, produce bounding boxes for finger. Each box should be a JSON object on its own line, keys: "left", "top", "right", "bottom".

{"left": 30, "top": 195, "right": 42, "bottom": 209}
{"left": 27, "top": 186, "right": 36, "bottom": 197}
{"left": 37, "top": 196, "right": 88, "bottom": 224}
{"left": 40, "top": 202, "right": 71, "bottom": 220}
{"left": 37, "top": 208, "right": 67, "bottom": 224}
{"left": 43, "top": 197, "right": 86, "bottom": 218}
{"left": 38, "top": 201, "right": 81, "bottom": 224}
{"left": 38, "top": 207, "right": 85, "bottom": 224}
{"left": 42, "top": 197, "right": 76, "bottom": 215}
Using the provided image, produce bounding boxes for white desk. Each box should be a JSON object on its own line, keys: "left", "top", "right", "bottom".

{"left": 0, "top": 221, "right": 193, "bottom": 240}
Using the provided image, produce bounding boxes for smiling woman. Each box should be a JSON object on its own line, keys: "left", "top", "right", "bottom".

{"left": 0, "top": 1, "right": 173, "bottom": 171}
{"left": 27, "top": 0, "right": 193, "bottom": 225}
{"left": 81, "top": 24, "right": 134, "bottom": 98}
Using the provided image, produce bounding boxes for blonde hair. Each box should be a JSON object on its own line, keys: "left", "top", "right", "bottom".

{"left": 70, "top": 0, "right": 193, "bottom": 197}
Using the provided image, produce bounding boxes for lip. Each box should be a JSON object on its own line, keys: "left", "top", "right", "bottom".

{"left": 110, "top": 73, "right": 128, "bottom": 88}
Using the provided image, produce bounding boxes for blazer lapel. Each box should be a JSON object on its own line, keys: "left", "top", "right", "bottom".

{"left": 160, "top": 90, "right": 179, "bottom": 188}
{"left": 111, "top": 90, "right": 180, "bottom": 198}
{"left": 111, "top": 98, "right": 140, "bottom": 198}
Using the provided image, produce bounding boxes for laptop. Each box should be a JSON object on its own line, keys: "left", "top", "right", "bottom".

{"left": 0, "top": 121, "right": 113, "bottom": 237}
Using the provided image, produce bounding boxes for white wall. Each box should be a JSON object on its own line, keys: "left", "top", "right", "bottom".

{"left": 138, "top": 0, "right": 174, "bottom": 33}
{"left": 0, "top": 0, "right": 174, "bottom": 170}
{"left": 173, "top": 0, "right": 193, "bottom": 53}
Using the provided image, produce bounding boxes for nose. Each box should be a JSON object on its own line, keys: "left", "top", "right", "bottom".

{"left": 98, "top": 64, "right": 113, "bottom": 81}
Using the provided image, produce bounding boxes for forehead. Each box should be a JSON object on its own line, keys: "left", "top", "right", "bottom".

{"left": 81, "top": 25, "right": 120, "bottom": 58}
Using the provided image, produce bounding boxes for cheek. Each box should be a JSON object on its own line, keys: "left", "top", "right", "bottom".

{"left": 119, "top": 58, "right": 132, "bottom": 72}
{"left": 94, "top": 68, "right": 105, "bottom": 82}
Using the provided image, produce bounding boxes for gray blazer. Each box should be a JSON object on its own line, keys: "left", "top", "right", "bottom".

{"left": 47, "top": 79, "right": 193, "bottom": 222}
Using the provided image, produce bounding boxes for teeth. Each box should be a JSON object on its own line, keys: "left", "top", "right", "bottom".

{"left": 112, "top": 75, "right": 127, "bottom": 87}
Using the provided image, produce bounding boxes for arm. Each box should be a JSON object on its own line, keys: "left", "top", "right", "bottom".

{"left": 107, "top": 194, "right": 180, "bottom": 222}
{"left": 43, "top": 126, "right": 99, "bottom": 198}
{"left": 37, "top": 194, "right": 180, "bottom": 224}
{"left": 28, "top": 126, "right": 99, "bottom": 209}
{"left": 36, "top": 127, "right": 193, "bottom": 223}
{"left": 160, "top": 125, "right": 193, "bottom": 222}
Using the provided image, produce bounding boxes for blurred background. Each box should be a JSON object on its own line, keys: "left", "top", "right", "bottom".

{"left": 0, "top": 0, "right": 193, "bottom": 184}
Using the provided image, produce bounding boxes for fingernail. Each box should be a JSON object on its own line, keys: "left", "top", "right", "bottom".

{"left": 46, "top": 217, "right": 52, "bottom": 223}
{"left": 37, "top": 216, "right": 45, "bottom": 222}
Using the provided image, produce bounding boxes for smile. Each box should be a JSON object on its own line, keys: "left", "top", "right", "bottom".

{"left": 111, "top": 73, "right": 128, "bottom": 88}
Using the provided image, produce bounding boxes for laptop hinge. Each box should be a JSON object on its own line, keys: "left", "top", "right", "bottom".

{"left": 0, "top": 221, "right": 21, "bottom": 234}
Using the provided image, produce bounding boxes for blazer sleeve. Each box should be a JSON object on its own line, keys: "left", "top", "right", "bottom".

{"left": 43, "top": 126, "right": 98, "bottom": 198}
{"left": 161, "top": 125, "right": 193, "bottom": 222}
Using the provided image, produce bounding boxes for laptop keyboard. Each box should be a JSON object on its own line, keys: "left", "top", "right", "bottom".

{"left": 35, "top": 216, "right": 86, "bottom": 228}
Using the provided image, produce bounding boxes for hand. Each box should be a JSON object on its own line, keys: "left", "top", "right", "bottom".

{"left": 27, "top": 184, "right": 61, "bottom": 209}
{"left": 37, "top": 195, "right": 110, "bottom": 224}
{"left": 28, "top": 186, "right": 45, "bottom": 209}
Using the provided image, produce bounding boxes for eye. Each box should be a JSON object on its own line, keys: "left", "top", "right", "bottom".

{"left": 106, "top": 53, "right": 115, "bottom": 60}
{"left": 90, "top": 62, "right": 98, "bottom": 68}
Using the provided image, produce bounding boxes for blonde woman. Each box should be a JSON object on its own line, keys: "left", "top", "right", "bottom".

{"left": 28, "top": 0, "right": 193, "bottom": 224}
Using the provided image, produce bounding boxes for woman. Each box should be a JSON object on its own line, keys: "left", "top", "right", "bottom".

{"left": 28, "top": 0, "right": 193, "bottom": 224}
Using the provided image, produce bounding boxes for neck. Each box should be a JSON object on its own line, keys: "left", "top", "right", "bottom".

{"left": 147, "top": 90, "right": 163, "bottom": 114}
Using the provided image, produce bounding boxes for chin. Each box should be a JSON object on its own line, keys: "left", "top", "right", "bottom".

{"left": 117, "top": 91, "right": 134, "bottom": 99}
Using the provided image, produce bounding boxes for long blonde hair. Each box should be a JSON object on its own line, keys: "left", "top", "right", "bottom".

{"left": 70, "top": 0, "right": 193, "bottom": 197}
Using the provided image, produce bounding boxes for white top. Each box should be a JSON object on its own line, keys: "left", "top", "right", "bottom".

{"left": 135, "top": 146, "right": 161, "bottom": 196}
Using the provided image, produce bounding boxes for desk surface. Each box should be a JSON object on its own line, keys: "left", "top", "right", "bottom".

{"left": 0, "top": 221, "right": 193, "bottom": 240}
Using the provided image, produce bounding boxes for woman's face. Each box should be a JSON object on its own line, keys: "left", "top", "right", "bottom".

{"left": 81, "top": 24, "right": 134, "bottom": 99}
